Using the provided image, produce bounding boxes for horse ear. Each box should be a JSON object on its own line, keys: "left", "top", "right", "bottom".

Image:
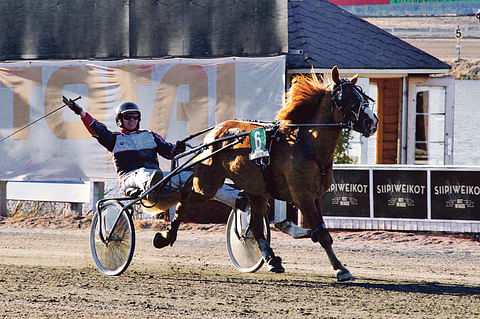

{"left": 350, "top": 74, "right": 359, "bottom": 84}
{"left": 331, "top": 66, "right": 340, "bottom": 84}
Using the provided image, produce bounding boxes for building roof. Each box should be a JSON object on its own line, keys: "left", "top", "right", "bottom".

{"left": 287, "top": 0, "right": 450, "bottom": 73}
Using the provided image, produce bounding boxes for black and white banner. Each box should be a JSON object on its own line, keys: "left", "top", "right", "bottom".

{"left": 431, "top": 170, "right": 480, "bottom": 220}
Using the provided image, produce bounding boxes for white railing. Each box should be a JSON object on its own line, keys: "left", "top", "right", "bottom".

{"left": 0, "top": 181, "right": 105, "bottom": 216}
{"left": 381, "top": 25, "right": 480, "bottom": 38}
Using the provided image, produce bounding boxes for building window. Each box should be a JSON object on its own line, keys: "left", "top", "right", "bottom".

{"left": 415, "top": 86, "right": 446, "bottom": 165}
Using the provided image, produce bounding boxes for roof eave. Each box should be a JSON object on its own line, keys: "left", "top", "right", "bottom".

{"left": 287, "top": 68, "right": 451, "bottom": 77}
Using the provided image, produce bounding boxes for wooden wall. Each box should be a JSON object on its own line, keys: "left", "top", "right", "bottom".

{"left": 371, "top": 78, "right": 402, "bottom": 164}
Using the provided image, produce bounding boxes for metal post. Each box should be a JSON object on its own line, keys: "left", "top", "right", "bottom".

{"left": 0, "top": 181, "right": 7, "bottom": 217}
{"left": 274, "top": 199, "right": 286, "bottom": 223}
{"left": 69, "top": 203, "right": 83, "bottom": 215}
{"left": 92, "top": 181, "right": 105, "bottom": 213}
{"left": 401, "top": 76, "right": 408, "bottom": 164}
{"left": 455, "top": 26, "right": 462, "bottom": 61}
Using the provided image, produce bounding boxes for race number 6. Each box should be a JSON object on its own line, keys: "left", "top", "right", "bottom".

{"left": 254, "top": 130, "right": 263, "bottom": 150}
{"left": 249, "top": 127, "right": 269, "bottom": 160}
{"left": 250, "top": 128, "right": 266, "bottom": 152}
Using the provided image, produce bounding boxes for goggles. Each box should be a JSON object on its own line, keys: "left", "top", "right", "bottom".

{"left": 123, "top": 113, "right": 140, "bottom": 120}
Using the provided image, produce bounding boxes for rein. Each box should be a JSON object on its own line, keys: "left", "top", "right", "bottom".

{"left": 241, "top": 120, "right": 352, "bottom": 130}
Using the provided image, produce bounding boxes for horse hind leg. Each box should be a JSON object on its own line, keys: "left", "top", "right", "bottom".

{"left": 249, "top": 194, "right": 284, "bottom": 273}
{"left": 153, "top": 175, "right": 218, "bottom": 249}
{"left": 154, "top": 187, "right": 213, "bottom": 248}
{"left": 154, "top": 165, "right": 229, "bottom": 249}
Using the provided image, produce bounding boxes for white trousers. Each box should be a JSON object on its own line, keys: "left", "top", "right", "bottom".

{"left": 120, "top": 168, "right": 240, "bottom": 208}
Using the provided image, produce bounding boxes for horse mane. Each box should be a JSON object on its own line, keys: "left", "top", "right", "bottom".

{"left": 276, "top": 71, "right": 330, "bottom": 124}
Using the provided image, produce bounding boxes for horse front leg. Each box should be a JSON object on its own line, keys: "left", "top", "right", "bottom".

{"left": 248, "top": 194, "right": 285, "bottom": 273}
{"left": 311, "top": 198, "right": 354, "bottom": 281}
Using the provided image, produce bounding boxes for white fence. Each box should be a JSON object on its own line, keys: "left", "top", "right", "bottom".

{"left": 381, "top": 25, "right": 480, "bottom": 39}
{"left": 2, "top": 165, "right": 480, "bottom": 234}
{"left": 0, "top": 181, "right": 104, "bottom": 216}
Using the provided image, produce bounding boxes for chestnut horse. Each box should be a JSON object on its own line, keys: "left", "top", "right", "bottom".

{"left": 165, "top": 66, "right": 378, "bottom": 281}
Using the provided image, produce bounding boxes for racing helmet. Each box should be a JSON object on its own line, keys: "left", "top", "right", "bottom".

{"left": 115, "top": 102, "right": 141, "bottom": 128}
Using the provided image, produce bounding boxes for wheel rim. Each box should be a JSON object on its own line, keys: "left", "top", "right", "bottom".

{"left": 90, "top": 201, "right": 135, "bottom": 276}
{"left": 226, "top": 208, "right": 269, "bottom": 273}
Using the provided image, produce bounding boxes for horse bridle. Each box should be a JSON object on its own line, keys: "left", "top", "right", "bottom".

{"left": 330, "top": 80, "right": 375, "bottom": 124}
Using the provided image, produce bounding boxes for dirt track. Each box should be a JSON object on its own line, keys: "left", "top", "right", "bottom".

{"left": 1, "top": 221, "right": 480, "bottom": 318}
{"left": 366, "top": 16, "right": 480, "bottom": 61}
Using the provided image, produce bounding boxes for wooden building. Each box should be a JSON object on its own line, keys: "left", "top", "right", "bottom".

{"left": 287, "top": 0, "right": 453, "bottom": 165}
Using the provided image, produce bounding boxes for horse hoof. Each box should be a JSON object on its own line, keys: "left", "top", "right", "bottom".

{"left": 267, "top": 256, "right": 285, "bottom": 273}
{"left": 153, "top": 231, "right": 170, "bottom": 249}
{"left": 336, "top": 269, "right": 355, "bottom": 281}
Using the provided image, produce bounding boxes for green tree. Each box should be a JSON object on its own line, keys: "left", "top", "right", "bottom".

{"left": 334, "top": 129, "right": 353, "bottom": 164}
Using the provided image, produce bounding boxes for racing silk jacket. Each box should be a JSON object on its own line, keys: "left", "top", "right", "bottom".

{"left": 80, "top": 112, "right": 177, "bottom": 177}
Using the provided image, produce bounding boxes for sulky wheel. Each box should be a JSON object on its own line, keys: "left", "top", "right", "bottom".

{"left": 226, "top": 204, "right": 270, "bottom": 273}
{"left": 90, "top": 200, "right": 135, "bottom": 276}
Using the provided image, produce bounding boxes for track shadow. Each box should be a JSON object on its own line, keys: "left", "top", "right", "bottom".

{"left": 334, "top": 278, "right": 480, "bottom": 296}
{"left": 126, "top": 268, "right": 480, "bottom": 297}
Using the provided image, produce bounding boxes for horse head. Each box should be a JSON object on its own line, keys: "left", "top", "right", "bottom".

{"left": 330, "top": 66, "right": 379, "bottom": 137}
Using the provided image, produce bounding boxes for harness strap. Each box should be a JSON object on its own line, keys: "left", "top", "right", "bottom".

{"left": 258, "top": 127, "right": 283, "bottom": 200}
{"left": 297, "top": 128, "right": 333, "bottom": 176}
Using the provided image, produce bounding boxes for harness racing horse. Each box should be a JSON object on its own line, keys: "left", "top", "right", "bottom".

{"left": 161, "top": 66, "right": 378, "bottom": 281}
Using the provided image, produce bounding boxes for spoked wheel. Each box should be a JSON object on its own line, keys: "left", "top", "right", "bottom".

{"left": 90, "top": 200, "right": 135, "bottom": 276}
{"left": 226, "top": 205, "right": 270, "bottom": 273}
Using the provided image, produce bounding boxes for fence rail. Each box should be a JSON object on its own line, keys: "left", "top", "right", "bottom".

{"left": 3, "top": 165, "right": 480, "bottom": 234}
{"left": 381, "top": 25, "right": 480, "bottom": 38}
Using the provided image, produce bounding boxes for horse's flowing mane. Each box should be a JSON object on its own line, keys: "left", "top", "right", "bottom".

{"left": 276, "top": 71, "right": 330, "bottom": 124}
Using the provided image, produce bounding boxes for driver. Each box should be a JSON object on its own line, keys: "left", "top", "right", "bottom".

{"left": 63, "top": 97, "right": 185, "bottom": 199}
{"left": 63, "top": 97, "right": 245, "bottom": 248}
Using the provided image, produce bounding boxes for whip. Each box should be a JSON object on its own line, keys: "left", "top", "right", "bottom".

{"left": 0, "top": 96, "right": 81, "bottom": 143}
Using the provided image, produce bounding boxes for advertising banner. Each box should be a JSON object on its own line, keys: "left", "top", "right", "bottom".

{"left": 0, "top": 56, "right": 285, "bottom": 181}
{"left": 373, "top": 170, "right": 427, "bottom": 219}
{"left": 431, "top": 170, "right": 480, "bottom": 220}
{"left": 323, "top": 169, "right": 370, "bottom": 217}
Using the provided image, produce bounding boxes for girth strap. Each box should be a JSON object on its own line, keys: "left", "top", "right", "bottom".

{"left": 297, "top": 128, "right": 333, "bottom": 176}
{"left": 257, "top": 127, "right": 282, "bottom": 200}
{"left": 260, "top": 163, "right": 282, "bottom": 200}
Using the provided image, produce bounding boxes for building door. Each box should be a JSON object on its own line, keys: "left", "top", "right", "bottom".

{"left": 371, "top": 78, "right": 402, "bottom": 164}
{"left": 407, "top": 77, "right": 455, "bottom": 165}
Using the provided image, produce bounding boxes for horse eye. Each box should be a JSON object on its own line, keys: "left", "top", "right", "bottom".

{"left": 351, "top": 101, "right": 360, "bottom": 110}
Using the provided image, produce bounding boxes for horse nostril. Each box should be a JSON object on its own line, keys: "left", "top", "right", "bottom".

{"left": 365, "top": 119, "right": 377, "bottom": 134}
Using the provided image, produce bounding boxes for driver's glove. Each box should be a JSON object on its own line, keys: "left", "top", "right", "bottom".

{"left": 175, "top": 140, "right": 186, "bottom": 154}
{"left": 63, "top": 96, "right": 83, "bottom": 115}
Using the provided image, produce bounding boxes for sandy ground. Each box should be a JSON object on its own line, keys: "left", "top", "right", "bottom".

{"left": 366, "top": 16, "right": 480, "bottom": 72}
{"left": 0, "top": 217, "right": 479, "bottom": 318}
{"left": 365, "top": 16, "right": 479, "bottom": 28}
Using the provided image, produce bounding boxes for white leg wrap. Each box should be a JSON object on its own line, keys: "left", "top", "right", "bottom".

{"left": 274, "top": 220, "right": 311, "bottom": 239}
{"left": 213, "top": 185, "right": 241, "bottom": 208}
